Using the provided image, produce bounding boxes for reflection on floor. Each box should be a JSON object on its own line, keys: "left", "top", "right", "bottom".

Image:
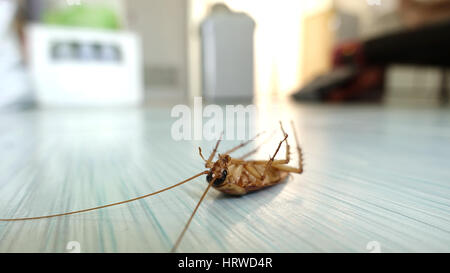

{"left": 0, "top": 101, "right": 449, "bottom": 252}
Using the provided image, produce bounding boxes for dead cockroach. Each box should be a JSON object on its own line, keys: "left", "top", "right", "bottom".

{"left": 0, "top": 121, "right": 304, "bottom": 252}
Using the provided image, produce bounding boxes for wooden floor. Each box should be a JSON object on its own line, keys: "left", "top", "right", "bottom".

{"left": 0, "top": 101, "right": 449, "bottom": 252}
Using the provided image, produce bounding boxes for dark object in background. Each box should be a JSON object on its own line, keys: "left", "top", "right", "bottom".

{"left": 365, "top": 19, "right": 450, "bottom": 67}
{"left": 293, "top": 41, "right": 385, "bottom": 103}
{"left": 292, "top": 65, "right": 384, "bottom": 103}
{"left": 293, "top": 19, "right": 450, "bottom": 103}
{"left": 292, "top": 66, "right": 357, "bottom": 101}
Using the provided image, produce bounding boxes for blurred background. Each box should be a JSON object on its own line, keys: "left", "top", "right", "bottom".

{"left": 2, "top": 0, "right": 449, "bottom": 108}
{"left": 1, "top": 0, "right": 450, "bottom": 253}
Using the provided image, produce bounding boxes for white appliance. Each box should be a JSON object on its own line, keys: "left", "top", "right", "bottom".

{"left": 201, "top": 10, "right": 255, "bottom": 101}
{"left": 27, "top": 24, "right": 143, "bottom": 107}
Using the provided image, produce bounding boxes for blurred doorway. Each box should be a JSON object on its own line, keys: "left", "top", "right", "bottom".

{"left": 187, "top": 0, "right": 333, "bottom": 101}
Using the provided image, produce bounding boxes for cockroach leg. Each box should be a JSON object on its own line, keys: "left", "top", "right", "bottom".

{"left": 273, "top": 121, "right": 303, "bottom": 173}
{"left": 262, "top": 134, "right": 288, "bottom": 179}
{"left": 272, "top": 164, "right": 302, "bottom": 173}
{"left": 171, "top": 176, "right": 218, "bottom": 253}
{"left": 230, "top": 158, "right": 245, "bottom": 164}
{"left": 238, "top": 129, "right": 277, "bottom": 160}
{"left": 205, "top": 133, "right": 223, "bottom": 167}
{"left": 241, "top": 123, "right": 289, "bottom": 163}
{"left": 231, "top": 164, "right": 244, "bottom": 180}
{"left": 246, "top": 159, "right": 286, "bottom": 165}
{"left": 224, "top": 131, "right": 265, "bottom": 155}
{"left": 288, "top": 120, "right": 304, "bottom": 173}
{"left": 244, "top": 163, "right": 262, "bottom": 180}
{"left": 278, "top": 121, "right": 290, "bottom": 164}
{"left": 198, "top": 147, "right": 207, "bottom": 162}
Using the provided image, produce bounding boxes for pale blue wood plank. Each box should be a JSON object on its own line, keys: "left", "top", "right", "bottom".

{"left": 0, "top": 103, "right": 449, "bottom": 252}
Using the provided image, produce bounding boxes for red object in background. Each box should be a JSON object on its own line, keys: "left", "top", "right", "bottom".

{"left": 332, "top": 41, "right": 366, "bottom": 67}
{"left": 327, "top": 41, "right": 385, "bottom": 102}
{"left": 328, "top": 67, "right": 385, "bottom": 102}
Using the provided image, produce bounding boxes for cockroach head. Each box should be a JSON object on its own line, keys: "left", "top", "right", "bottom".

{"left": 206, "top": 154, "right": 230, "bottom": 187}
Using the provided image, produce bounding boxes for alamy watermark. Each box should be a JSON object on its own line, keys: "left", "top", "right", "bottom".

{"left": 66, "top": 241, "right": 81, "bottom": 253}
{"left": 366, "top": 241, "right": 382, "bottom": 253}
{"left": 171, "top": 97, "right": 257, "bottom": 141}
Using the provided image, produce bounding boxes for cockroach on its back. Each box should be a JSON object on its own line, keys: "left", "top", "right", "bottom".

{"left": 0, "top": 121, "right": 304, "bottom": 253}
{"left": 200, "top": 121, "right": 303, "bottom": 196}
{"left": 172, "top": 120, "right": 303, "bottom": 251}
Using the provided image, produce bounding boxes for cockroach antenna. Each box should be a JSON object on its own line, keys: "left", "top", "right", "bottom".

{"left": 0, "top": 121, "right": 304, "bottom": 253}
